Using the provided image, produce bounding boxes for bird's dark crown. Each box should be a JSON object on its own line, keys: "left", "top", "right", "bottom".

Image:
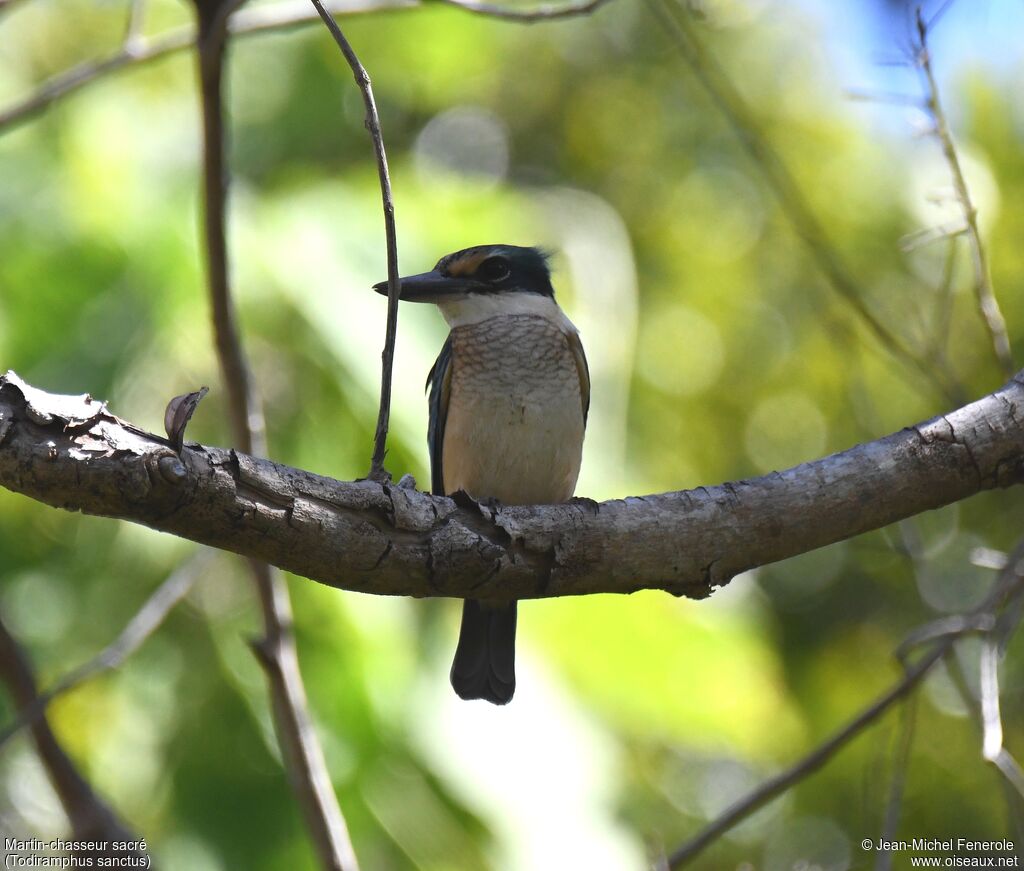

{"left": 435, "top": 244, "right": 555, "bottom": 297}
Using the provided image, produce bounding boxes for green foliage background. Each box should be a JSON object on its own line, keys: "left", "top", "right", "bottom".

{"left": 1, "top": 0, "right": 1022, "bottom": 867}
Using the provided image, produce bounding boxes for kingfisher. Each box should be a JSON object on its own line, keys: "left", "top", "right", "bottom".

{"left": 374, "top": 244, "right": 589, "bottom": 704}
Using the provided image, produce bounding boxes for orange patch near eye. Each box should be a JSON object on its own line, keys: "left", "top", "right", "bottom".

{"left": 445, "top": 251, "right": 490, "bottom": 277}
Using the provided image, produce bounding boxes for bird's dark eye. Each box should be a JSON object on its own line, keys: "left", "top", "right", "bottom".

{"left": 478, "top": 256, "right": 511, "bottom": 283}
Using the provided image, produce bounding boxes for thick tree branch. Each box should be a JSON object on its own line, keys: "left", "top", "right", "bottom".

{"left": 1, "top": 369, "right": 1022, "bottom": 601}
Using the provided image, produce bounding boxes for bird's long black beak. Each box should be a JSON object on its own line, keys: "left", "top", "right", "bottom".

{"left": 372, "top": 270, "right": 477, "bottom": 303}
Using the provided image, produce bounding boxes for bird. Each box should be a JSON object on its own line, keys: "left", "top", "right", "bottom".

{"left": 374, "top": 244, "right": 589, "bottom": 704}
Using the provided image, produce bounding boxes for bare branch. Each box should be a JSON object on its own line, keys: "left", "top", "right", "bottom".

{"left": 974, "top": 605, "right": 1024, "bottom": 802}
{"left": 904, "top": 525, "right": 1024, "bottom": 805}
{"left": 0, "top": 0, "right": 611, "bottom": 133}
{"left": 909, "top": 532, "right": 1024, "bottom": 808}
{"left": 844, "top": 88, "right": 924, "bottom": 108}
{"left": 647, "top": 0, "right": 963, "bottom": 404}
{"left": 0, "top": 553, "right": 209, "bottom": 750}
{"left": 924, "top": 0, "right": 958, "bottom": 32}
{"left": 0, "top": 614, "right": 144, "bottom": 857}
{"left": 308, "top": 0, "right": 400, "bottom": 483}
{"left": 943, "top": 650, "right": 1024, "bottom": 835}
{"left": 668, "top": 533, "right": 1024, "bottom": 868}
{"left": 436, "top": 0, "right": 614, "bottom": 23}
{"left": 667, "top": 641, "right": 950, "bottom": 867}
{"left": 996, "top": 586, "right": 1024, "bottom": 655}
{"left": 899, "top": 221, "right": 966, "bottom": 253}
{"left": 945, "top": 648, "right": 1024, "bottom": 837}
{"left": 196, "top": 0, "right": 265, "bottom": 458}
{"left": 1, "top": 369, "right": 1022, "bottom": 601}
{"left": 929, "top": 236, "right": 960, "bottom": 366}
{"left": 894, "top": 613, "right": 993, "bottom": 665}
{"left": 246, "top": 559, "right": 362, "bottom": 871}
{"left": 990, "top": 750, "right": 1024, "bottom": 800}
{"left": 123, "top": 0, "right": 147, "bottom": 45}
{"left": 0, "top": 45, "right": 182, "bottom": 132}
{"left": 191, "top": 2, "right": 360, "bottom": 866}
{"left": 915, "top": 7, "right": 1015, "bottom": 379}
{"left": 980, "top": 633, "right": 1024, "bottom": 799}
{"left": 980, "top": 641, "right": 1004, "bottom": 761}
{"left": 0, "top": 0, "right": 413, "bottom": 132}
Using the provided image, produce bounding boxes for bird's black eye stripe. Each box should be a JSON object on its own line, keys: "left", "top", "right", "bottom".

{"left": 478, "top": 256, "right": 511, "bottom": 283}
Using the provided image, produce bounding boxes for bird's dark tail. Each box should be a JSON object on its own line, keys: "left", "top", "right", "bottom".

{"left": 449, "top": 600, "right": 517, "bottom": 705}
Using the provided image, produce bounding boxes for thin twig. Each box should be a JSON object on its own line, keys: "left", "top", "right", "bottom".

{"left": 666, "top": 640, "right": 950, "bottom": 868}
{"left": 894, "top": 613, "right": 993, "bottom": 665}
{"left": 991, "top": 752, "right": 1024, "bottom": 800}
{"left": 996, "top": 581, "right": 1024, "bottom": 655}
{"left": 945, "top": 651, "right": 1024, "bottom": 830}
{"left": 980, "top": 638, "right": 1003, "bottom": 761}
{"left": 971, "top": 546, "right": 1008, "bottom": 571}
{"left": 247, "top": 559, "right": 363, "bottom": 871}
{"left": 924, "top": 0, "right": 958, "bottom": 32}
{"left": 908, "top": 529, "right": 1024, "bottom": 803}
{"left": 915, "top": 7, "right": 1015, "bottom": 379}
{"left": 197, "top": 0, "right": 266, "bottom": 456}
{"left": 906, "top": 532, "right": 1024, "bottom": 801}
{"left": 192, "top": 2, "right": 360, "bottom": 867}
{"left": 649, "top": 842, "right": 670, "bottom": 871}
{"left": 0, "top": 0, "right": 413, "bottom": 131}
{"left": 0, "top": 0, "right": 30, "bottom": 15}
{"left": 123, "top": 0, "right": 148, "bottom": 45}
{"left": 648, "top": 0, "right": 962, "bottom": 404}
{"left": 0, "top": 553, "right": 209, "bottom": 750}
{"left": 3, "top": 367, "right": 1023, "bottom": 599}
{"left": 876, "top": 695, "right": 917, "bottom": 871}
{"left": 899, "top": 221, "right": 966, "bottom": 253}
{"left": 991, "top": 543, "right": 1024, "bottom": 652}
{"left": 0, "top": 613, "right": 141, "bottom": 850}
{"left": 669, "top": 535, "right": 1024, "bottom": 868}
{"left": 930, "top": 235, "right": 959, "bottom": 362}
{"left": 984, "top": 539, "right": 1024, "bottom": 612}
{"left": 979, "top": 639, "right": 1024, "bottom": 798}
{"left": 845, "top": 88, "right": 924, "bottom": 107}
{"left": 436, "top": 0, "right": 613, "bottom": 22}
{"left": 308, "top": 0, "right": 400, "bottom": 482}
{"left": 0, "top": 0, "right": 607, "bottom": 133}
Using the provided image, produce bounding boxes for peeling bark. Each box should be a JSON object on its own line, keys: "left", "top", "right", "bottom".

{"left": 1, "top": 370, "right": 1022, "bottom": 602}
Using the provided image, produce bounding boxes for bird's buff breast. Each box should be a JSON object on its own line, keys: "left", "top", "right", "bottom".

{"left": 442, "top": 314, "right": 585, "bottom": 506}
